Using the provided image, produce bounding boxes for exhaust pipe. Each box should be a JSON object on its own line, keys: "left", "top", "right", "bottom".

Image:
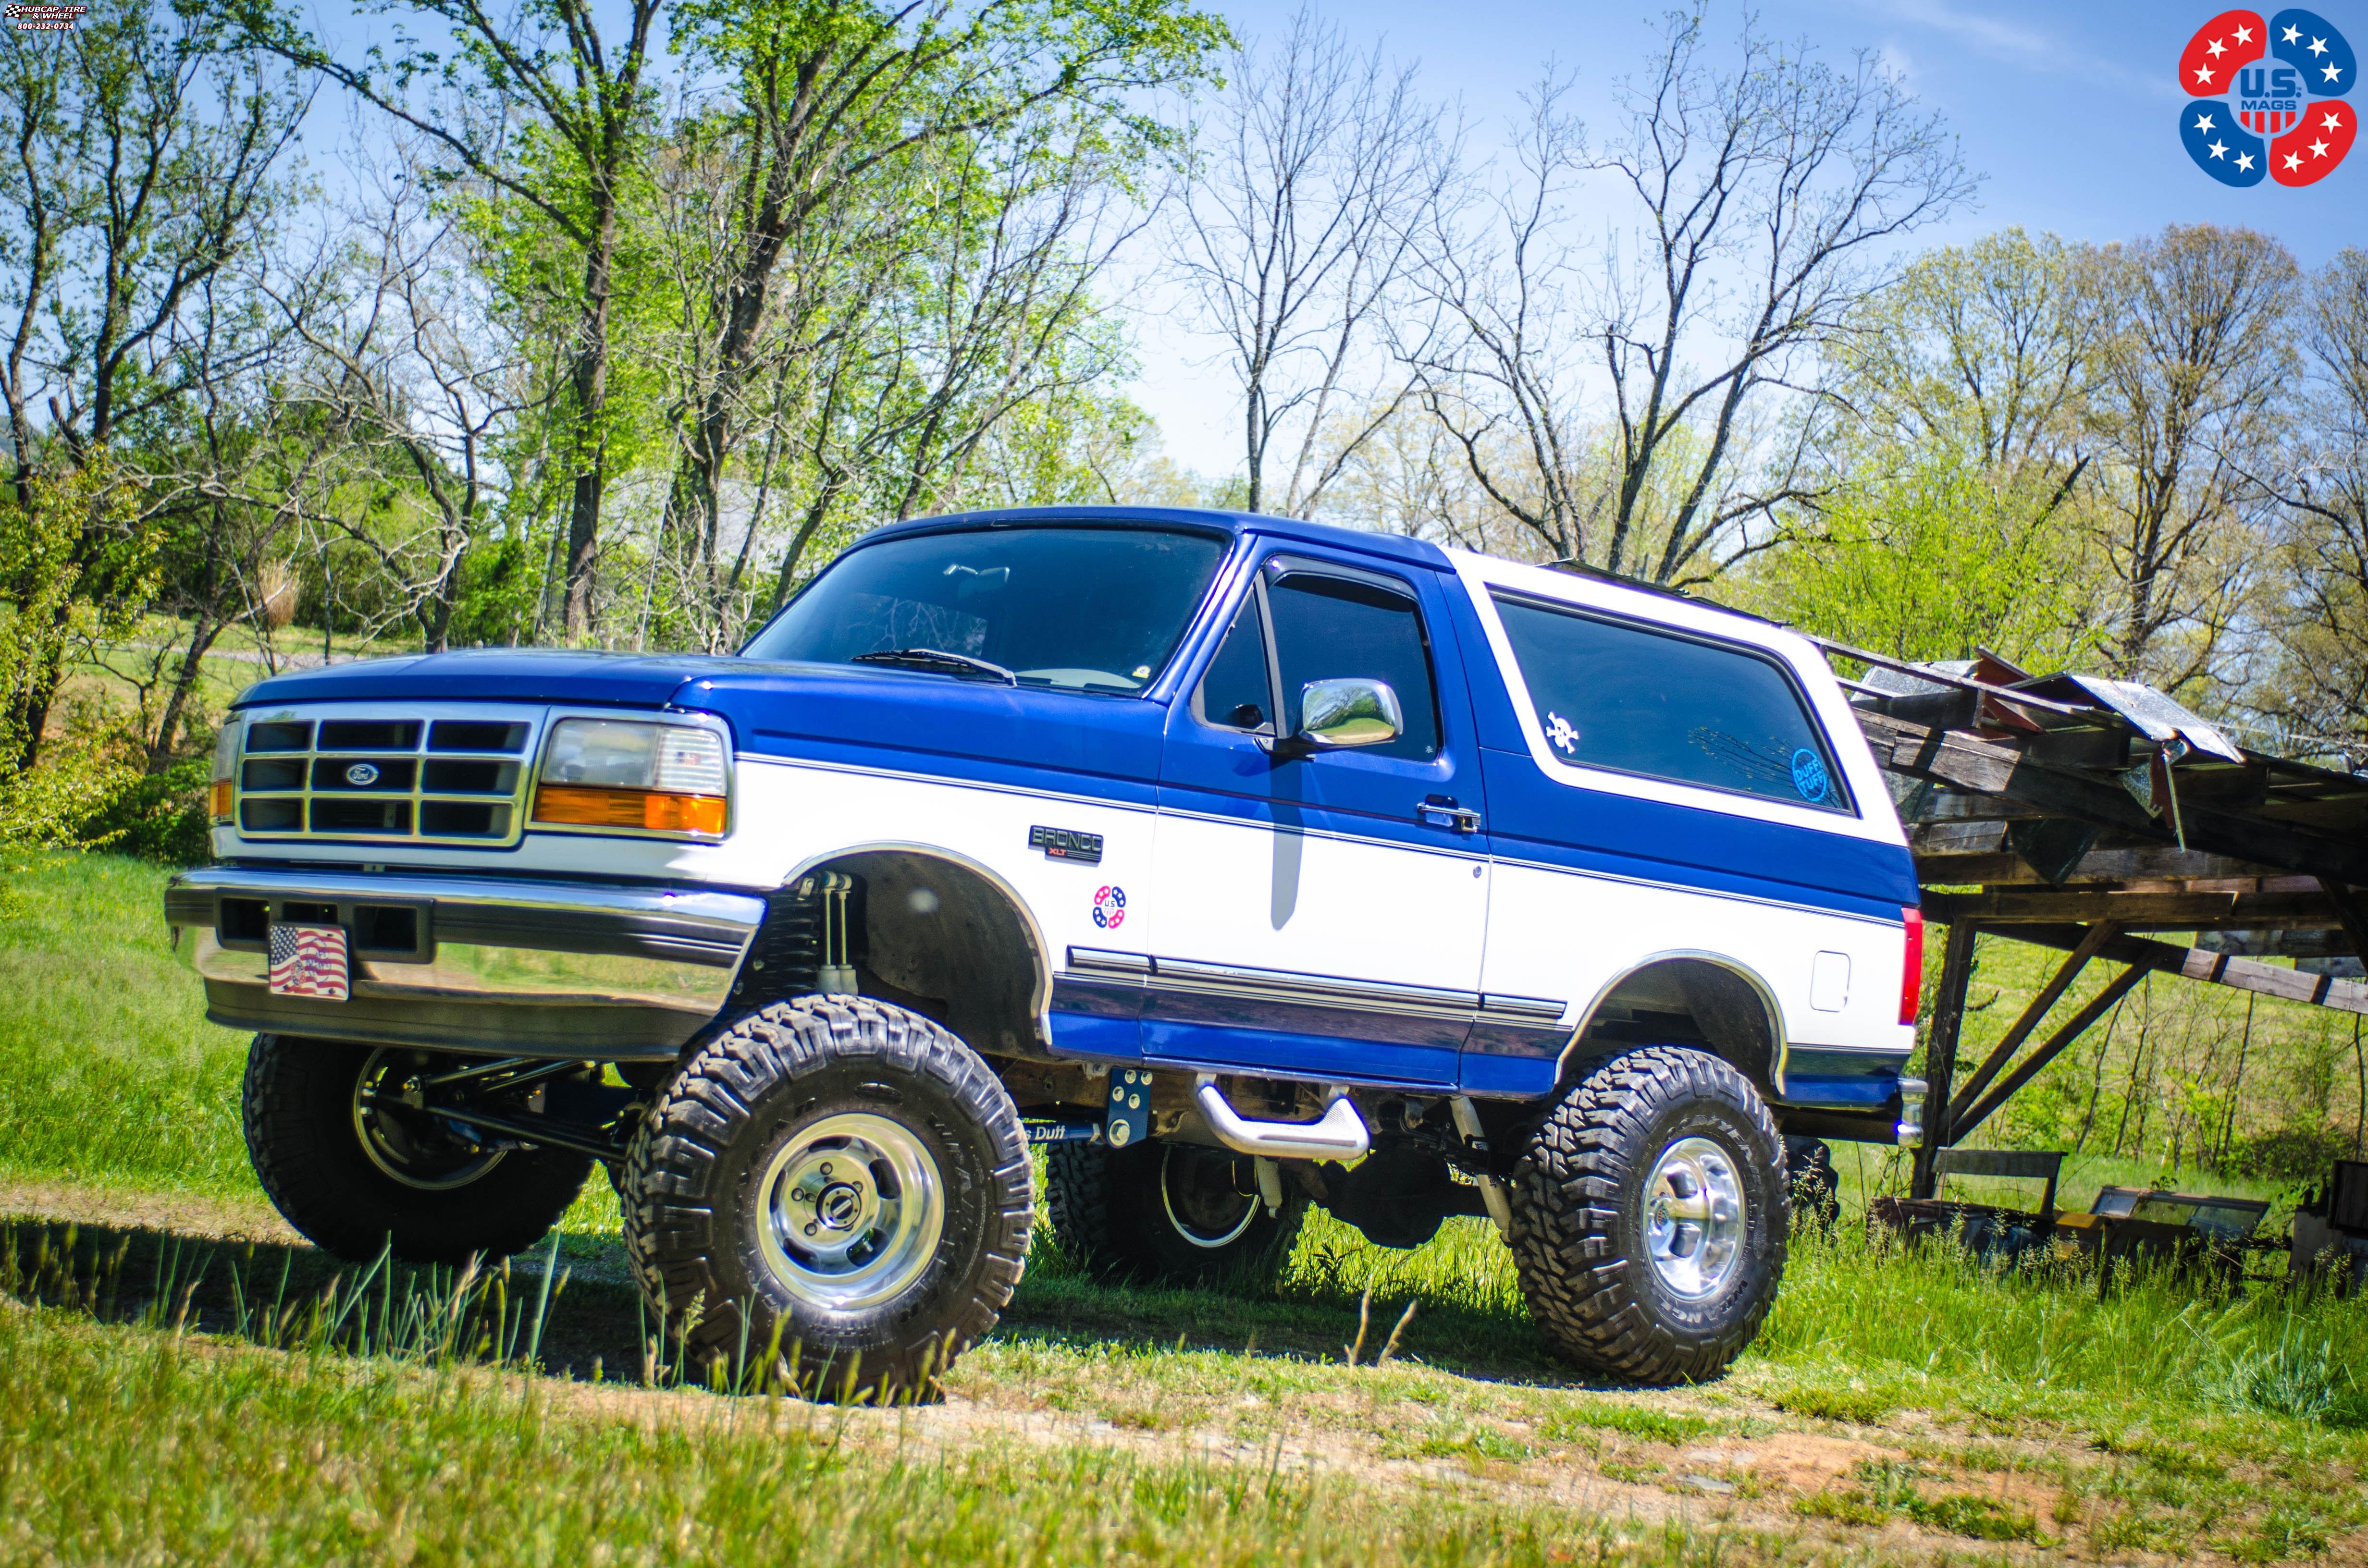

{"left": 1193, "top": 1075, "right": 1370, "bottom": 1161}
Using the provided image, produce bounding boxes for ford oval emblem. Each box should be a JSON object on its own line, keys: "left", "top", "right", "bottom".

{"left": 344, "top": 762, "right": 381, "bottom": 787}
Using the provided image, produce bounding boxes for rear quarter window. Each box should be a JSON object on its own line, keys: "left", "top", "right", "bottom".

{"left": 1492, "top": 594, "right": 1852, "bottom": 814}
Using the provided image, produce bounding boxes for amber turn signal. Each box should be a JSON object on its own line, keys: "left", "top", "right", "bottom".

{"left": 209, "top": 780, "right": 234, "bottom": 822}
{"left": 532, "top": 784, "right": 727, "bottom": 836}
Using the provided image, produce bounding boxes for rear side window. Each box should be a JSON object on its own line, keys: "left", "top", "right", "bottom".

{"left": 1492, "top": 595, "right": 1851, "bottom": 813}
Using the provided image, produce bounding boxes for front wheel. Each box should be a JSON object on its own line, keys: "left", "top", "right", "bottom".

{"left": 1045, "top": 1138, "right": 1305, "bottom": 1286}
{"left": 1507, "top": 1046, "right": 1788, "bottom": 1384}
{"left": 241, "top": 1035, "right": 593, "bottom": 1264}
{"left": 620, "top": 997, "right": 1031, "bottom": 1402}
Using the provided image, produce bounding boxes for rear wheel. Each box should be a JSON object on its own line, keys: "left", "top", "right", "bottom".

{"left": 621, "top": 997, "right": 1031, "bottom": 1401}
{"left": 1045, "top": 1138, "right": 1305, "bottom": 1286}
{"left": 242, "top": 1035, "right": 593, "bottom": 1264}
{"left": 1507, "top": 1046, "right": 1788, "bottom": 1384}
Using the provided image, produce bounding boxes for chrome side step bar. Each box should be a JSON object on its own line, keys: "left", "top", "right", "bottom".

{"left": 1193, "top": 1075, "right": 1371, "bottom": 1161}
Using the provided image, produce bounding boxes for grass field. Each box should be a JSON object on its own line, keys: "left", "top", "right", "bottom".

{"left": 4, "top": 850, "right": 2367, "bottom": 1564}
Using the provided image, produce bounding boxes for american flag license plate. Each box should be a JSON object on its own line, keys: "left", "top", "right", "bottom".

{"left": 267, "top": 922, "right": 350, "bottom": 1000}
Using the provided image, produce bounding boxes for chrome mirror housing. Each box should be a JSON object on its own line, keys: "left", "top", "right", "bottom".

{"left": 1294, "top": 677, "right": 1403, "bottom": 750}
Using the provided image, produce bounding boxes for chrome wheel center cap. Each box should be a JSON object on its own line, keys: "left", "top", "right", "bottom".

{"left": 816, "top": 1182, "right": 863, "bottom": 1230}
{"left": 1641, "top": 1136, "right": 1747, "bottom": 1301}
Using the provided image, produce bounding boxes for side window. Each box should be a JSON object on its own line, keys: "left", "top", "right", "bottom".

{"left": 1269, "top": 571, "right": 1441, "bottom": 762}
{"left": 1492, "top": 594, "right": 1852, "bottom": 812}
{"left": 1195, "top": 590, "right": 1273, "bottom": 731}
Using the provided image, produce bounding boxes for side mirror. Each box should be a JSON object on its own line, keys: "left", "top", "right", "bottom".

{"left": 1289, "top": 677, "right": 1403, "bottom": 753}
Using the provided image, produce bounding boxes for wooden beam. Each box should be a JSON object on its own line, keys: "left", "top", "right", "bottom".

{"left": 1910, "top": 845, "right": 2283, "bottom": 886}
{"left": 1922, "top": 888, "right": 2342, "bottom": 930}
{"left": 1981, "top": 923, "right": 2368, "bottom": 1016}
{"left": 1945, "top": 922, "right": 2116, "bottom": 1126}
{"left": 1911, "top": 920, "right": 1979, "bottom": 1200}
{"left": 1949, "top": 964, "right": 2150, "bottom": 1145}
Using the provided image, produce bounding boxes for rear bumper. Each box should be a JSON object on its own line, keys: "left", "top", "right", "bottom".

{"left": 166, "top": 865, "right": 765, "bottom": 1059}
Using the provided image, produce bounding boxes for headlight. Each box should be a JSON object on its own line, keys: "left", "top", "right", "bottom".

{"left": 531, "top": 719, "right": 730, "bottom": 837}
{"left": 209, "top": 720, "right": 240, "bottom": 823}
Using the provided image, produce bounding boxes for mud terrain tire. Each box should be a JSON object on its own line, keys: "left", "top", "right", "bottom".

{"left": 1045, "top": 1138, "right": 1306, "bottom": 1286}
{"left": 621, "top": 997, "right": 1030, "bottom": 1401}
{"left": 1508, "top": 1046, "right": 1788, "bottom": 1384}
{"left": 242, "top": 1034, "right": 592, "bottom": 1265}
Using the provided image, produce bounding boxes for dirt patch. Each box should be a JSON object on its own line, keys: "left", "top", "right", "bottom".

{"left": 0, "top": 1179, "right": 296, "bottom": 1245}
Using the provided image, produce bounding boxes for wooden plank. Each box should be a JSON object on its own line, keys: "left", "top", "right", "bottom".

{"left": 1922, "top": 888, "right": 2342, "bottom": 930}
{"left": 1860, "top": 710, "right": 2368, "bottom": 883}
{"left": 1910, "top": 845, "right": 2281, "bottom": 886}
{"left": 1945, "top": 922, "right": 2116, "bottom": 1126}
{"left": 1987, "top": 923, "right": 2368, "bottom": 1016}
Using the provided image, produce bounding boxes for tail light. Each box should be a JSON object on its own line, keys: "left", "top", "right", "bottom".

{"left": 1899, "top": 906, "right": 1925, "bottom": 1024}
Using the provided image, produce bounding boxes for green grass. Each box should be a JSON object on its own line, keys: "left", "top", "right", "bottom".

{"left": 0, "top": 1306, "right": 1712, "bottom": 1568}
{"left": 9, "top": 849, "right": 2368, "bottom": 1563}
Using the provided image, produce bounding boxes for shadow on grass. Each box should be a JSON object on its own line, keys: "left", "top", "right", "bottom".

{"left": 0, "top": 1212, "right": 1601, "bottom": 1394}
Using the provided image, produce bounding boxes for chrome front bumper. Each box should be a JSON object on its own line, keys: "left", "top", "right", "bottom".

{"left": 166, "top": 866, "right": 766, "bottom": 1060}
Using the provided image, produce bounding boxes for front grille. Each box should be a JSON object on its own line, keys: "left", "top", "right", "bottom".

{"left": 231, "top": 701, "right": 540, "bottom": 846}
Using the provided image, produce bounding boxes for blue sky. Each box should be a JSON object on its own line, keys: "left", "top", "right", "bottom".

{"left": 1131, "top": 0, "right": 2367, "bottom": 473}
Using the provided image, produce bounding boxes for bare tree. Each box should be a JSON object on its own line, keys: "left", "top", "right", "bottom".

{"left": 276, "top": 138, "right": 557, "bottom": 653}
{"left": 1417, "top": 14, "right": 1972, "bottom": 584}
{"left": 1404, "top": 78, "right": 1601, "bottom": 563}
{"left": 1168, "top": 4, "right": 1448, "bottom": 516}
{"left": 248, "top": 0, "right": 665, "bottom": 639}
{"left": 2090, "top": 223, "right": 2299, "bottom": 690}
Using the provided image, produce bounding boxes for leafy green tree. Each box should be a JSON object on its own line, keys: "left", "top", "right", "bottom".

{"left": 239, "top": 0, "right": 667, "bottom": 638}
{"left": 1736, "top": 445, "right": 2108, "bottom": 670}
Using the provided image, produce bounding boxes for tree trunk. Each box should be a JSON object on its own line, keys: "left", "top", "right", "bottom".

{"left": 562, "top": 202, "right": 621, "bottom": 640}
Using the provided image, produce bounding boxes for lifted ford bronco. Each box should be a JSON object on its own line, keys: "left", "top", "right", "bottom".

{"left": 170, "top": 507, "right": 1924, "bottom": 1397}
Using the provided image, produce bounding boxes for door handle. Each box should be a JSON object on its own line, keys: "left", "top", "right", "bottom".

{"left": 1418, "top": 797, "right": 1482, "bottom": 833}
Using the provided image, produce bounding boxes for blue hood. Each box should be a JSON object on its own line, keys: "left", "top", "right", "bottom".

{"left": 235, "top": 648, "right": 1171, "bottom": 801}
{"left": 234, "top": 649, "right": 749, "bottom": 710}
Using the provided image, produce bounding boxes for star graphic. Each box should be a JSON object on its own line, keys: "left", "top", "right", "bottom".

{"left": 2195, "top": 63, "right": 2217, "bottom": 84}
{"left": 2312, "top": 138, "right": 2331, "bottom": 158}
{"left": 2282, "top": 23, "right": 2302, "bottom": 43}
{"left": 2209, "top": 138, "right": 2230, "bottom": 159}
{"left": 2207, "top": 37, "right": 2227, "bottom": 57}
{"left": 2284, "top": 151, "right": 2304, "bottom": 170}
{"left": 2326, "top": 110, "right": 2346, "bottom": 131}
{"left": 2309, "top": 35, "right": 2330, "bottom": 56}
{"left": 2196, "top": 111, "right": 2216, "bottom": 132}
{"left": 2237, "top": 150, "right": 2256, "bottom": 170}
{"left": 2325, "top": 62, "right": 2345, "bottom": 83}
{"left": 2235, "top": 23, "right": 2254, "bottom": 43}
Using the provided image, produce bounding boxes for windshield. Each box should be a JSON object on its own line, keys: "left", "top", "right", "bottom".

{"left": 742, "top": 526, "right": 1229, "bottom": 695}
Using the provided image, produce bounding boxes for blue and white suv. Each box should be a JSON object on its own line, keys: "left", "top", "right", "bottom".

{"left": 170, "top": 507, "right": 1924, "bottom": 1394}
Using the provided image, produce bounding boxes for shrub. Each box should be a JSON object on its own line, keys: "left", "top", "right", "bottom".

{"left": 2224, "top": 1123, "right": 2357, "bottom": 1182}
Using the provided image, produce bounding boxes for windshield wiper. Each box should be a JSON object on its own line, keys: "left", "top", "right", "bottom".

{"left": 848, "top": 647, "right": 1017, "bottom": 685}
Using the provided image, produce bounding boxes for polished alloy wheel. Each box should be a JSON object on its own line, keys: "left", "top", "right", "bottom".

{"left": 1158, "top": 1145, "right": 1259, "bottom": 1250}
{"left": 1642, "top": 1136, "right": 1745, "bottom": 1300}
{"left": 756, "top": 1113, "right": 946, "bottom": 1310}
{"left": 350, "top": 1048, "right": 507, "bottom": 1191}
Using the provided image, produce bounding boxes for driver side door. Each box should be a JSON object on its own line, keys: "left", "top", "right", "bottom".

{"left": 1143, "top": 549, "right": 1490, "bottom": 1085}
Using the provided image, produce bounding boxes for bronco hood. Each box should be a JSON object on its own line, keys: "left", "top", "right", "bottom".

{"left": 234, "top": 649, "right": 751, "bottom": 711}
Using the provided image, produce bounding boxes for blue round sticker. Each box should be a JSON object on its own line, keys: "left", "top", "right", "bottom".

{"left": 1789, "top": 748, "right": 1830, "bottom": 803}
